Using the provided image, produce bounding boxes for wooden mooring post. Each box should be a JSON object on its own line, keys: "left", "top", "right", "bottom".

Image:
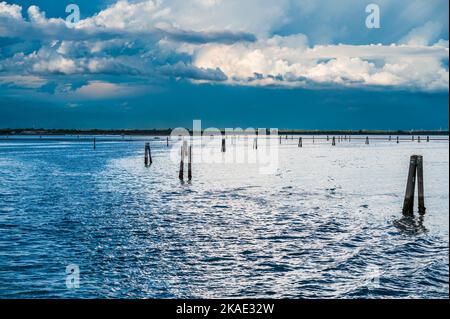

{"left": 402, "top": 155, "right": 426, "bottom": 215}
{"left": 183, "top": 140, "right": 188, "bottom": 157}
{"left": 402, "top": 155, "right": 417, "bottom": 214}
{"left": 179, "top": 146, "right": 184, "bottom": 180}
{"left": 417, "top": 156, "right": 426, "bottom": 214}
{"left": 332, "top": 136, "right": 336, "bottom": 146}
{"left": 221, "top": 137, "right": 226, "bottom": 153}
{"left": 298, "top": 137, "right": 302, "bottom": 148}
{"left": 188, "top": 145, "right": 192, "bottom": 181}
{"left": 144, "top": 142, "right": 152, "bottom": 167}
{"left": 365, "top": 136, "right": 369, "bottom": 145}
{"left": 253, "top": 138, "right": 258, "bottom": 150}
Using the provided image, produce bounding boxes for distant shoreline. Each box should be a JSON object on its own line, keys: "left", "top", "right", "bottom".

{"left": 0, "top": 128, "right": 448, "bottom": 136}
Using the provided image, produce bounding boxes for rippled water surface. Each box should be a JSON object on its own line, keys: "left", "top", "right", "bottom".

{"left": 0, "top": 135, "right": 448, "bottom": 298}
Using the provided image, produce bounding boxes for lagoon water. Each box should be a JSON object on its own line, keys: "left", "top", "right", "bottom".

{"left": 0, "top": 135, "right": 448, "bottom": 298}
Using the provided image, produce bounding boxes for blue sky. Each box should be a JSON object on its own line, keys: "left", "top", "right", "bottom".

{"left": 0, "top": 0, "right": 449, "bottom": 129}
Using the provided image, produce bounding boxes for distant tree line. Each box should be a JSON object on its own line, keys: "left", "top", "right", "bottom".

{"left": 0, "top": 128, "right": 448, "bottom": 136}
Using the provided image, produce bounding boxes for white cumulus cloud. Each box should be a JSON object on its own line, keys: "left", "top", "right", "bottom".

{"left": 0, "top": 0, "right": 448, "bottom": 92}
{"left": 193, "top": 34, "right": 449, "bottom": 90}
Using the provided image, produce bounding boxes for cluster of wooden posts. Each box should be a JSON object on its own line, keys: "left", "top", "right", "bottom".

{"left": 143, "top": 139, "right": 192, "bottom": 181}
{"left": 140, "top": 135, "right": 428, "bottom": 215}
{"left": 272, "top": 134, "right": 432, "bottom": 148}
{"left": 136, "top": 134, "right": 432, "bottom": 157}
{"left": 402, "top": 155, "right": 426, "bottom": 215}
{"left": 8, "top": 132, "right": 431, "bottom": 215}
{"left": 179, "top": 141, "right": 192, "bottom": 181}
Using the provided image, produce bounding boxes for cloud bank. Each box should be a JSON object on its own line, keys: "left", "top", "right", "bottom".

{"left": 0, "top": 0, "right": 448, "bottom": 95}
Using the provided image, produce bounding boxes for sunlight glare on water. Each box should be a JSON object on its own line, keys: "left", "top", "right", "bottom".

{"left": 0, "top": 135, "right": 448, "bottom": 298}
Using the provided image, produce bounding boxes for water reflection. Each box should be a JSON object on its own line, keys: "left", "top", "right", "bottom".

{"left": 394, "top": 213, "right": 428, "bottom": 235}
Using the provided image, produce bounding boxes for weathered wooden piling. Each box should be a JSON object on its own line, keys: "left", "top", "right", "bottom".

{"left": 149, "top": 143, "right": 153, "bottom": 165}
{"left": 221, "top": 137, "right": 226, "bottom": 153}
{"left": 144, "top": 142, "right": 152, "bottom": 167}
{"left": 298, "top": 137, "right": 302, "bottom": 148}
{"left": 144, "top": 143, "right": 149, "bottom": 166}
{"left": 365, "top": 136, "right": 369, "bottom": 145}
{"left": 188, "top": 145, "right": 192, "bottom": 181}
{"left": 402, "top": 155, "right": 418, "bottom": 215}
{"left": 417, "top": 156, "right": 426, "bottom": 214}
{"left": 179, "top": 146, "right": 184, "bottom": 180}
{"left": 332, "top": 136, "right": 336, "bottom": 146}
{"left": 183, "top": 140, "right": 188, "bottom": 157}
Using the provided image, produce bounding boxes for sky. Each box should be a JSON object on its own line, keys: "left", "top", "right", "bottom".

{"left": 0, "top": 0, "right": 448, "bottom": 129}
